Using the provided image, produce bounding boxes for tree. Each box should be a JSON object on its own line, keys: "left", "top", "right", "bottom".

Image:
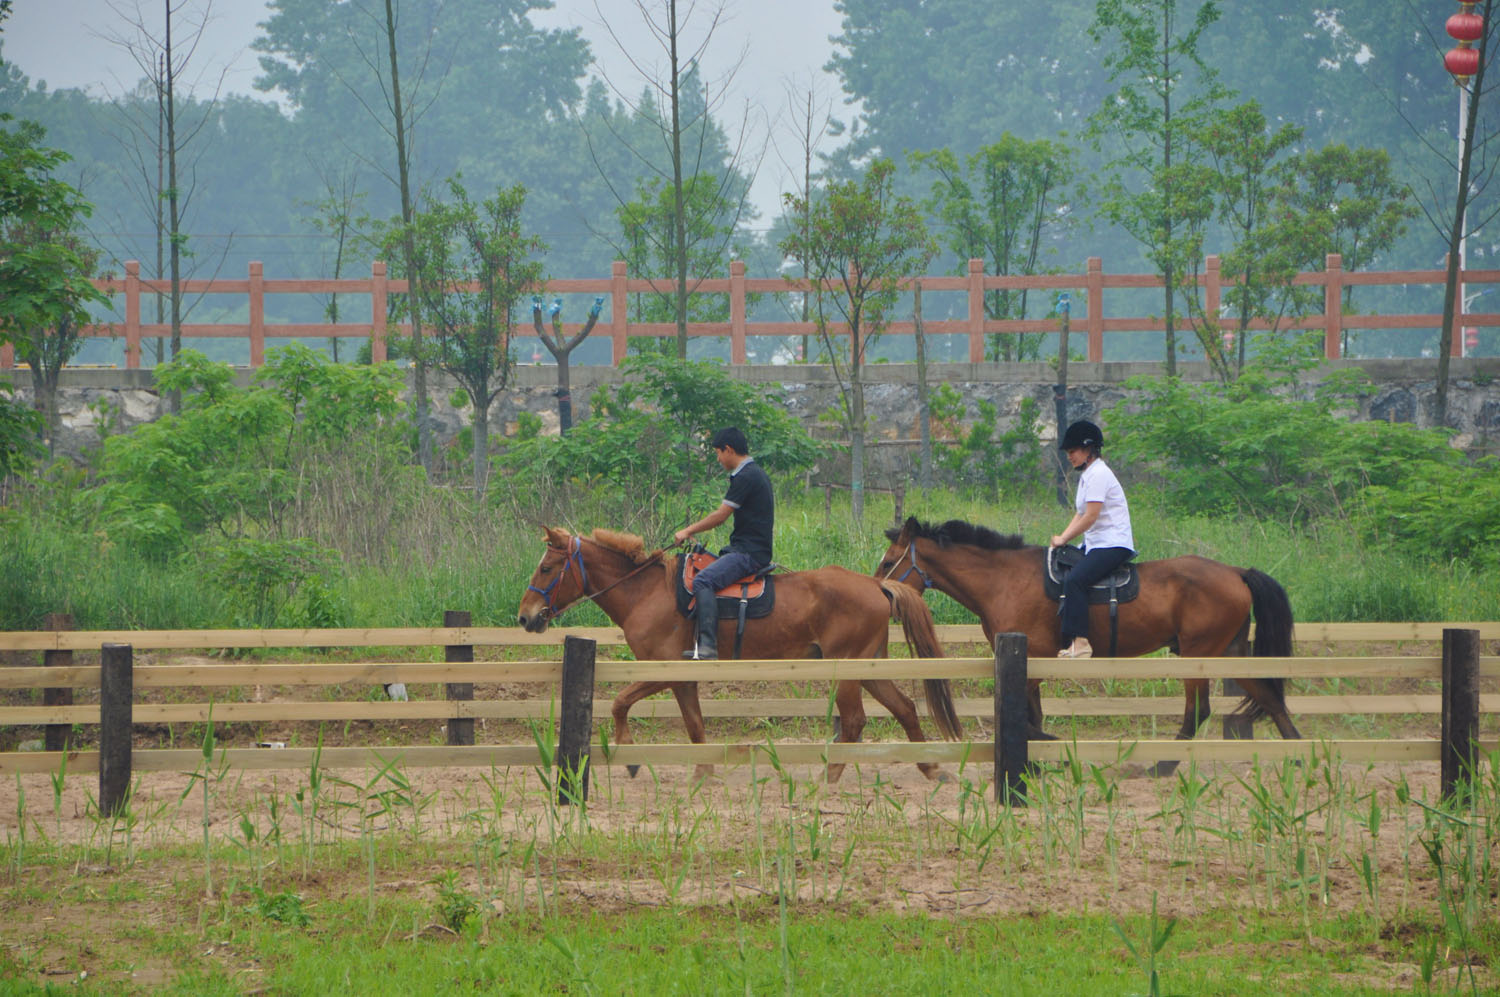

{"left": 100, "top": 0, "right": 232, "bottom": 408}
{"left": 779, "top": 159, "right": 935, "bottom": 523}
{"left": 0, "top": 119, "right": 108, "bottom": 451}
{"left": 584, "top": 0, "right": 760, "bottom": 358}
{"left": 910, "top": 136, "right": 1077, "bottom": 362}
{"left": 408, "top": 178, "right": 544, "bottom": 496}
{"left": 530, "top": 293, "right": 603, "bottom": 435}
{"left": 1088, "top": 0, "right": 1229, "bottom": 376}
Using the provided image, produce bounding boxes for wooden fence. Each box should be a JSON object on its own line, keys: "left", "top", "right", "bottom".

{"left": 1, "top": 621, "right": 1495, "bottom": 809}
{"left": 2, "top": 255, "right": 1496, "bottom": 371}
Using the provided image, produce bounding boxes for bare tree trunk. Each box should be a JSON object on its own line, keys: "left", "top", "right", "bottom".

{"left": 384, "top": 0, "right": 433, "bottom": 473}
{"left": 164, "top": 0, "right": 182, "bottom": 411}
{"left": 913, "top": 284, "right": 933, "bottom": 489}
{"left": 667, "top": 0, "right": 689, "bottom": 359}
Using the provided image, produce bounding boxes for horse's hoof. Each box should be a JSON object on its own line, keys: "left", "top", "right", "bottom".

{"left": 932, "top": 768, "right": 955, "bottom": 784}
{"left": 626, "top": 764, "right": 641, "bottom": 779}
{"left": 1148, "top": 760, "right": 1181, "bottom": 778}
{"left": 1027, "top": 725, "right": 1059, "bottom": 742}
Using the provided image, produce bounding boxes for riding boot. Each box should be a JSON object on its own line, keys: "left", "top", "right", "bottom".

{"left": 683, "top": 598, "right": 719, "bottom": 660}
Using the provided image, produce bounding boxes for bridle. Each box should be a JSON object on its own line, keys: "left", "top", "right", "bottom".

{"left": 526, "top": 534, "right": 669, "bottom": 623}
{"left": 880, "top": 539, "right": 934, "bottom": 590}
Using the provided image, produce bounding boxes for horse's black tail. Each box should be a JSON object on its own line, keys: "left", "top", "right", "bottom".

{"left": 881, "top": 581, "right": 963, "bottom": 741}
{"left": 1235, "top": 568, "right": 1295, "bottom": 721}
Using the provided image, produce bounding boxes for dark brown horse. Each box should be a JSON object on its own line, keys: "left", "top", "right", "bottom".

{"left": 517, "top": 526, "right": 962, "bottom": 782}
{"left": 875, "top": 517, "right": 1301, "bottom": 770}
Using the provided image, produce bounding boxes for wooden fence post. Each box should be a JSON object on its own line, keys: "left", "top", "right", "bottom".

{"left": 248, "top": 261, "right": 265, "bottom": 368}
{"left": 730, "top": 259, "right": 748, "bottom": 364}
{"left": 1085, "top": 257, "right": 1104, "bottom": 362}
{"left": 124, "top": 260, "right": 142, "bottom": 369}
{"left": 444, "top": 610, "right": 475, "bottom": 747}
{"left": 42, "top": 613, "right": 74, "bottom": 752}
{"left": 993, "top": 632, "right": 1029, "bottom": 806}
{"left": 610, "top": 261, "right": 629, "bottom": 365}
{"left": 1323, "top": 253, "right": 1344, "bottom": 359}
{"left": 557, "top": 635, "right": 597, "bottom": 806}
{"left": 967, "top": 258, "right": 987, "bottom": 363}
{"left": 99, "top": 643, "right": 133, "bottom": 817}
{"left": 370, "top": 261, "right": 388, "bottom": 363}
{"left": 1440, "top": 627, "right": 1480, "bottom": 803}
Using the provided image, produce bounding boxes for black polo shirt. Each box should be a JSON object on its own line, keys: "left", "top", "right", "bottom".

{"left": 722, "top": 457, "right": 774, "bottom": 565}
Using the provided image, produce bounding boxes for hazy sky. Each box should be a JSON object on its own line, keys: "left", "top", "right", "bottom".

{"left": 4, "top": 0, "right": 850, "bottom": 220}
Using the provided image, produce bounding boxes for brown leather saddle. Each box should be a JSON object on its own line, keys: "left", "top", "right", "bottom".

{"left": 675, "top": 551, "right": 776, "bottom": 618}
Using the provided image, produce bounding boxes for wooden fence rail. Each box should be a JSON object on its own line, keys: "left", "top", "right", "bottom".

{"left": 1, "top": 255, "right": 1495, "bottom": 371}
{"left": 2, "top": 624, "right": 1494, "bottom": 808}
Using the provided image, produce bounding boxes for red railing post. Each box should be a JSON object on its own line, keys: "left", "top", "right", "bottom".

{"left": 370, "top": 261, "right": 388, "bottom": 363}
{"left": 1451, "top": 254, "right": 1466, "bottom": 357}
{"left": 124, "top": 260, "right": 141, "bottom": 369}
{"left": 1086, "top": 257, "right": 1104, "bottom": 362}
{"left": 1324, "top": 253, "right": 1343, "bottom": 359}
{"left": 248, "top": 261, "right": 265, "bottom": 367}
{"left": 611, "top": 260, "right": 628, "bottom": 364}
{"left": 730, "top": 259, "right": 747, "bottom": 364}
{"left": 967, "top": 258, "right": 986, "bottom": 363}
{"left": 1204, "top": 255, "right": 1222, "bottom": 351}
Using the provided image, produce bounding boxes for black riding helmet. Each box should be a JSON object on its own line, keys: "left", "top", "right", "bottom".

{"left": 1059, "top": 419, "right": 1103, "bottom": 451}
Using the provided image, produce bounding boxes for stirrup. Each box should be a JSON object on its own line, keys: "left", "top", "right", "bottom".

{"left": 1057, "top": 643, "right": 1093, "bottom": 659}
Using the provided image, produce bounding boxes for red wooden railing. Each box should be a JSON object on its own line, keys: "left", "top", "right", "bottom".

{"left": 1, "top": 254, "right": 1496, "bottom": 370}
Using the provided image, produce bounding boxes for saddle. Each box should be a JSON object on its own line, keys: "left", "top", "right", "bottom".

{"left": 1045, "top": 546, "right": 1139, "bottom": 658}
{"left": 1044, "top": 546, "right": 1139, "bottom": 605}
{"left": 675, "top": 550, "right": 776, "bottom": 613}
{"left": 674, "top": 551, "right": 777, "bottom": 660}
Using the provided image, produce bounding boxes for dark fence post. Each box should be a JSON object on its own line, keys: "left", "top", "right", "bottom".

{"left": 557, "top": 635, "right": 597, "bottom": 806}
{"left": 1221, "top": 679, "right": 1253, "bottom": 740}
{"left": 1441, "top": 628, "right": 1480, "bottom": 803}
{"left": 43, "top": 612, "right": 74, "bottom": 752}
{"left": 993, "top": 632, "right": 1029, "bottom": 806}
{"left": 444, "top": 610, "right": 475, "bottom": 747}
{"left": 99, "top": 643, "right": 133, "bottom": 817}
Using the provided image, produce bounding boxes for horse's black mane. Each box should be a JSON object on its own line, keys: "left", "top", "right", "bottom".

{"left": 886, "top": 517, "right": 1029, "bottom": 551}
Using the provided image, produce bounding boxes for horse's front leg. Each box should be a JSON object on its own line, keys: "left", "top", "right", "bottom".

{"left": 1026, "top": 678, "right": 1057, "bottom": 741}
{"left": 669, "top": 682, "right": 715, "bottom": 783}
{"left": 824, "top": 680, "right": 867, "bottom": 784}
{"left": 613, "top": 680, "right": 672, "bottom": 779}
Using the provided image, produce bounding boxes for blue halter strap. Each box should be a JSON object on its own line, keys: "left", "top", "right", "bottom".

{"left": 527, "top": 535, "right": 591, "bottom": 619}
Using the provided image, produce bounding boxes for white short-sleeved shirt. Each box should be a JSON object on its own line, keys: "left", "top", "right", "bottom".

{"left": 1076, "top": 458, "right": 1134, "bottom": 552}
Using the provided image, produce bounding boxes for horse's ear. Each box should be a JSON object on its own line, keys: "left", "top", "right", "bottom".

{"left": 543, "top": 525, "right": 569, "bottom": 546}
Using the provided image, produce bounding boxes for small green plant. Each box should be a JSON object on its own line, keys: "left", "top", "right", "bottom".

{"left": 431, "top": 870, "right": 481, "bottom": 934}
{"left": 1112, "top": 892, "right": 1182, "bottom": 997}
{"left": 248, "top": 886, "right": 312, "bottom": 928}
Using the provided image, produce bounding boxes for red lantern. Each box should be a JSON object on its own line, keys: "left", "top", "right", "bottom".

{"left": 1447, "top": 12, "right": 1485, "bottom": 41}
{"left": 1465, "top": 327, "right": 1479, "bottom": 350}
{"left": 1445, "top": 46, "right": 1482, "bottom": 78}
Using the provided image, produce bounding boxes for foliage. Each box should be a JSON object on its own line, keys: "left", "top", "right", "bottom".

{"left": 93, "top": 346, "right": 406, "bottom": 558}
{"left": 1357, "top": 456, "right": 1500, "bottom": 567}
{"left": 909, "top": 137, "right": 1076, "bottom": 362}
{"left": 405, "top": 177, "right": 545, "bottom": 494}
{"left": 0, "top": 380, "right": 42, "bottom": 477}
{"left": 929, "top": 385, "right": 1047, "bottom": 499}
{"left": 196, "top": 535, "right": 338, "bottom": 628}
{"left": 1106, "top": 362, "right": 1471, "bottom": 534}
{"left": 248, "top": 886, "right": 312, "bottom": 929}
{"left": 492, "top": 353, "right": 822, "bottom": 533}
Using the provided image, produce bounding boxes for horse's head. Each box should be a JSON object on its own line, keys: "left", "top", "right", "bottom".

{"left": 873, "top": 517, "right": 928, "bottom": 591}
{"left": 516, "top": 527, "right": 588, "bottom": 632}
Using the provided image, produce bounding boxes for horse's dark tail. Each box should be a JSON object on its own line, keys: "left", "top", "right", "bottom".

{"left": 1235, "top": 568, "right": 1295, "bottom": 721}
{"left": 881, "top": 581, "right": 963, "bottom": 741}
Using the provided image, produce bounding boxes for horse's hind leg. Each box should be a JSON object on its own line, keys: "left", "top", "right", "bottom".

{"left": 668, "top": 682, "right": 716, "bottom": 783}
{"left": 1149, "top": 679, "right": 1213, "bottom": 778}
{"left": 862, "top": 678, "right": 951, "bottom": 783}
{"left": 1234, "top": 678, "right": 1303, "bottom": 741}
{"left": 824, "top": 681, "right": 867, "bottom": 785}
{"left": 613, "top": 680, "right": 671, "bottom": 779}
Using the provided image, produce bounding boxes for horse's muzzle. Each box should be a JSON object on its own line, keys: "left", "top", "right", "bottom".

{"left": 517, "top": 607, "right": 552, "bottom": 633}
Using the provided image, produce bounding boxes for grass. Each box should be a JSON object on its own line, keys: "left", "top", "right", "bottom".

{"left": 1, "top": 743, "right": 1496, "bottom": 994}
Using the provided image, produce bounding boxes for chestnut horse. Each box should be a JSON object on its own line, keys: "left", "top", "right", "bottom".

{"left": 517, "top": 526, "right": 962, "bottom": 782}
{"left": 875, "top": 517, "right": 1302, "bottom": 773}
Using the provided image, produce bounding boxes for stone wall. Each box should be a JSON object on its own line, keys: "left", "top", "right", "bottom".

{"left": 5, "top": 359, "right": 1498, "bottom": 468}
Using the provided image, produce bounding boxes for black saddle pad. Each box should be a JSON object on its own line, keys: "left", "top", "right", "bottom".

{"left": 1043, "top": 546, "right": 1139, "bottom": 604}
{"left": 675, "top": 553, "right": 776, "bottom": 620}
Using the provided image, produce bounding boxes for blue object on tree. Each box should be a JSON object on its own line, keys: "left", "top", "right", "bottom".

{"left": 549, "top": 297, "right": 563, "bottom": 317}
{"left": 1056, "top": 291, "right": 1070, "bottom": 315}
{"left": 531, "top": 295, "right": 543, "bottom": 311}
{"left": 590, "top": 296, "right": 604, "bottom": 318}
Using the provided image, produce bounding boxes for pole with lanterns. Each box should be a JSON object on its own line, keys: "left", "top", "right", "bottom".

{"left": 1445, "top": 2, "right": 1486, "bottom": 358}
{"left": 1436, "top": 0, "right": 1490, "bottom": 423}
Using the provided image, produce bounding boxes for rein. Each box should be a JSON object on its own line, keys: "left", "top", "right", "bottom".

{"left": 881, "top": 540, "right": 935, "bottom": 590}
{"left": 528, "top": 534, "right": 669, "bottom": 622}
